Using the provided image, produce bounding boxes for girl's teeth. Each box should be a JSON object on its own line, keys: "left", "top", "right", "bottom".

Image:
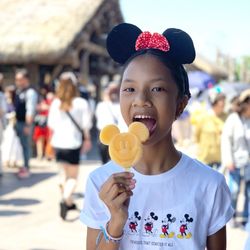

{"left": 134, "top": 115, "right": 152, "bottom": 119}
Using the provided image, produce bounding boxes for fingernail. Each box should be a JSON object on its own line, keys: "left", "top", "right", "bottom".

{"left": 129, "top": 184, "right": 135, "bottom": 189}
{"left": 130, "top": 179, "right": 136, "bottom": 184}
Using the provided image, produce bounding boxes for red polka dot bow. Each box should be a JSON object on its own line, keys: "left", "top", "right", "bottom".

{"left": 135, "top": 31, "right": 170, "bottom": 52}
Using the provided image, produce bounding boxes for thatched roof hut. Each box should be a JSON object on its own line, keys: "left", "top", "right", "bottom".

{"left": 0, "top": 0, "right": 123, "bottom": 85}
{"left": 189, "top": 54, "right": 228, "bottom": 81}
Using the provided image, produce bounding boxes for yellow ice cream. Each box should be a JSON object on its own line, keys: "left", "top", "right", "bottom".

{"left": 99, "top": 122, "right": 149, "bottom": 170}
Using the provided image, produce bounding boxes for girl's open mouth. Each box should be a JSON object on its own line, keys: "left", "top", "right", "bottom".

{"left": 133, "top": 115, "right": 157, "bottom": 135}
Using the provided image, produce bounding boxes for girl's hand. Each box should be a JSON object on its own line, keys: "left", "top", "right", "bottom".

{"left": 99, "top": 172, "right": 136, "bottom": 231}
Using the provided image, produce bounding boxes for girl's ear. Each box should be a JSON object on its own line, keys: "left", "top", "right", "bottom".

{"left": 175, "top": 95, "right": 188, "bottom": 119}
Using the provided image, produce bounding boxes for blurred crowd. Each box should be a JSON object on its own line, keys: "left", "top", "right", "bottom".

{"left": 0, "top": 68, "right": 123, "bottom": 219}
{"left": 173, "top": 84, "right": 250, "bottom": 232}
{"left": 0, "top": 68, "right": 250, "bottom": 226}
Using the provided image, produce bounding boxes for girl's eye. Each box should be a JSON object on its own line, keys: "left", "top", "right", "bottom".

{"left": 152, "top": 87, "right": 166, "bottom": 92}
{"left": 123, "top": 87, "right": 135, "bottom": 92}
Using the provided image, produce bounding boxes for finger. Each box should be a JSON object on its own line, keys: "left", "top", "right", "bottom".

{"left": 113, "top": 190, "right": 133, "bottom": 207}
{"left": 103, "top": 183, "right": 127, "bottom": 203}
{"left": 101, "top": 172, "right": 134, "bottom": 192}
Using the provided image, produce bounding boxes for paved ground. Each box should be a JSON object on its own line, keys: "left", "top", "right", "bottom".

{"left": 0, "top": 158, "right": 248, "bottom": 250}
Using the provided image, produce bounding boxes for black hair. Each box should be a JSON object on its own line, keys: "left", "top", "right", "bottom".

{"left": 106, "top": 23, "right": 195, "bottom": 99}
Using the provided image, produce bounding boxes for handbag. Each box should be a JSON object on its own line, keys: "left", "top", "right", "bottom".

{"left": 66, "top": 111, "right": 85, "bottom": 143}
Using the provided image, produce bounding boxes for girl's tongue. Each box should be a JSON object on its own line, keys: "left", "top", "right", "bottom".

{"left": 134, "top": 118, "right": 156, "bottom": 134}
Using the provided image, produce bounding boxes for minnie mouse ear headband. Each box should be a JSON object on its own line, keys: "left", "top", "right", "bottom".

{"left": 106, "top": 23, "right": 196, "bottom": 66}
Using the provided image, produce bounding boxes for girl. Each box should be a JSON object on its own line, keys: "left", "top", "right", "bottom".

{"left": 80, "top": 23, "right": 233, "bottom": 249}
{"left": 48, "top": 72, "right": 92, "bottom": 220}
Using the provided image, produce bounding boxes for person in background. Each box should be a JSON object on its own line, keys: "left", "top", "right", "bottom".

{"left": 194, "top": 87, "right": 226, "bottom": 169}
{"left": 95, "top": 82, "right": 121, "bottom": 163}
{"left": 228, "top": 95, "right": 240, "bottom": 114}
{"left": 14, "top": 69, "right": 38, "bottom": 178}
{"left": 48, "top": 72, "right": 92, "bottom": 220}
{"left": 4, "top": 85, "right": 15, "bottom": 114}
{"left": 1, "top": 85, "right": 23, "bottom": 168}
{"left": 0, "top": 73, "right": 7, "bottom": 176}
{"left": 33, "top": 86, "right": 52, "bottom": 160}
{"left": 221, "top": 89, "right": 250, "bottom": 228}
{"left": 172, "top": 110, "right": 192, "bottom": 150}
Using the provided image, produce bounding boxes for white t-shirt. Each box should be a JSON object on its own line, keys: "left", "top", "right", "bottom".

{"left": 80, "top": 153, "right": 234, "bottom": 250}
{"left": 48, "top": 97, "right": 92, "bottom": 149}
{"left": 221, "top": 112, "right": 250, "bottom": 168}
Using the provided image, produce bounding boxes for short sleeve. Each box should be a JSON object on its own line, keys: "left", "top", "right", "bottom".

{"left": 26, "top": 89, "right": 38, "bottom": 117}
{"left": 207, "top": 176, "right": 234, "bottom": 236}
{"left": 80, "top": 174, "right": 110, "bottom": 229}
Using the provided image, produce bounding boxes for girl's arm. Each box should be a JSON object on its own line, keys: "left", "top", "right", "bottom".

{"left": 87, "top": 227, "right": 120, "bottom": 250}
{"left": 86, "top": 172, "right": 135, "bottom": 250}
{"left": 206, "top": 226, "right": 226, "bottom": 250}
{"left": 86, "top": 228, "right": 99, "bottom": 250}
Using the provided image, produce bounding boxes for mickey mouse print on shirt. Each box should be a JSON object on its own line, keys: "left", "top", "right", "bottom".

{"left": 177, "top": 214, "right": 194, "bottom": 239}
{"left": 125, "top": 210, "right": 194, "bottom": 241}
{"left": 144, "top": 212, "right": 158, "bottom": 235}
{"left": 128, "top": 211, "right": 142, "bottom": 233}
{"left": 160, "top": 214, "right": 176, "bottom": 239}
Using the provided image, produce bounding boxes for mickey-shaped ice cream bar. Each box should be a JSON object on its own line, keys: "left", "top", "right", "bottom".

{"left": 99, "top": 122, "right": 149, "bottom": 171}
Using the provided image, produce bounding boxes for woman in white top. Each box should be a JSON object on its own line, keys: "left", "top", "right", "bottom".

{"left": 95, "top": 82, "right": 121, "bottom": 163}
{"left": 48, "top": 72, "right": 92, "bottom": 220}
{"left": 221, "top": 89, "right": 250, "bottom": 229}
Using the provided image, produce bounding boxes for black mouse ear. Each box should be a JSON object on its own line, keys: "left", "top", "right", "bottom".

{"left": 106, "top": 23, "right": 142, "bottom": 64}
{"left": 162, "top": 28, "right": 196, "bottom": 64}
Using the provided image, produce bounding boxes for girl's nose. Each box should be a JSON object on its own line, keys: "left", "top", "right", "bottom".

{"left": 132, "top": 92, "right": 152, "bottom": 107}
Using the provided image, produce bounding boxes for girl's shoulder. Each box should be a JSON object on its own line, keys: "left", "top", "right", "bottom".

{"left": 183, "top": 154, "right": 225, "bottom": 184}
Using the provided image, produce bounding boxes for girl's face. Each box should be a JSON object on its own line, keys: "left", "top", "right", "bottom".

{"left": 120, "top": 54, "right": 185, "bottom": 144}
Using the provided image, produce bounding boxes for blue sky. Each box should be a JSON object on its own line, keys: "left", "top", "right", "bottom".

{"left": 120, "top": 0, "right": 250, "bottom": 61}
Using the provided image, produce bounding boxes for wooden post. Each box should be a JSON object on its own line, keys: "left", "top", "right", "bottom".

{"left": 26, "top": 64, "right": 39, "bottom": 86}
{"left": 79, "top": 51, "right": 90, "bottom": 84}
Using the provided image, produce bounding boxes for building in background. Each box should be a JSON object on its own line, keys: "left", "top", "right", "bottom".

{"left": 0, "top": 0, "right": 123, "bottom": 88}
